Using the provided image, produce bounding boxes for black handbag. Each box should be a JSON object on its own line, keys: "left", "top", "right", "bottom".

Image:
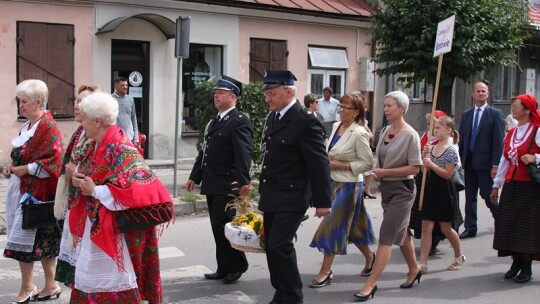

{"left": 116, "top": 203, "right": 173, "bottom": 233}
{"left": 21, "top": 165, "right": 57, "bottom": 229}
{"left": 21, "top": 194, "right": 56, "bottom": 229}
{"left": 526, "top": 126, "right": 540, "bottom": 183}
{"left": 451, "top": 168, "right": 466, "bottom": 192}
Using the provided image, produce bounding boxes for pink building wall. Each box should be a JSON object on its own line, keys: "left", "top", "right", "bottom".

{"left": 238, "top": 17, "right": 373, "bottom": 97}
{"left": 0, "top": 1, "right": 94, "bottom": 163}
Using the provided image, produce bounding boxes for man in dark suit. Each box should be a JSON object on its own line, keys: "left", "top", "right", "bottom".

{"left": 186, "top": 75, "right": 252, "bottom": 283}
{"left": 259, "top": 70, "right": 332, "bottom": 304}
{"left": 458, "top": 82, "right": 504, "bottom": 239}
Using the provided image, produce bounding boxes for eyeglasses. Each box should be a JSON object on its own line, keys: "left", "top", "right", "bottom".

{"left": 338, "top": 105, "right": 358, "bottom": 110}
{"left": 263, "top": 87, "right": 287, "bottom": 98}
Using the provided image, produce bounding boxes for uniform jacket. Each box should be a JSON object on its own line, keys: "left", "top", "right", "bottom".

{"left": 258, "top": 101, "right": 332, "bottom": 212}
{"left": 458, "top": 105, "right": 505, "bottom": 170}
{"left": 189, "top": 108, "right": 253, "bottom": 195}
{"left": 327, "top": 122, "right": 373, "bottom": 182}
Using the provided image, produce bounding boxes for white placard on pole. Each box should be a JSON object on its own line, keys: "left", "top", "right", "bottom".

{"left": 433, "top": 15, "right": 455, "bottom": 57}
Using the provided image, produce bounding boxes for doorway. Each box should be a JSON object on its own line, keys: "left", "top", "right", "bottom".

{"left": 111, "top": 39, "right": 150, "bottom": 158}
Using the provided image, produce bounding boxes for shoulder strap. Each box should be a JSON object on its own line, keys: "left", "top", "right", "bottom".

{"left": 26, "top": 163, "right": 42, "bottom": 195}
{"left": 527, "top": 126, "right": 539, "bottom": 153}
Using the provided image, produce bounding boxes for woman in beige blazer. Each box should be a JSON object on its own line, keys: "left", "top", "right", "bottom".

{"left": 309, "top": 94, "right": 376, "bottom": 288}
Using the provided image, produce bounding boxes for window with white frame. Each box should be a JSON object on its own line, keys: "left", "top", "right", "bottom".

{"left": 308, "top": 47, "right": 348, "bottom": 99}
{"left": 393, "top": 74, "right": 433, "bottom": 102}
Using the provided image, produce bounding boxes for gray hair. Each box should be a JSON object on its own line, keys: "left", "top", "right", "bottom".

{"left": 16, "top": 79, "right": 48, "bottom": 110}
{"left": 78, "top": 92, "right": 119, "bottom": 125}
{"left": 385, "top": 90, "right": 409, "bottom": 113}
{"left": 285, "top": 85, "right": 297, "bottom": 96}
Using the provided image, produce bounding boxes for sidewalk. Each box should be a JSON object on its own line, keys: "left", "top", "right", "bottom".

{"left": 0, "top": 159, "right": 200, "bottom": 227}
{"left": 0, "top": 159, "right": 381, "bottom": 227}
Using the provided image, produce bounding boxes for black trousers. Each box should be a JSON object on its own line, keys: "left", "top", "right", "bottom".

{"left": 206, "top": 194, "right": 248, "bottom": 274}
{"left": 264, "top": 211, "right": 305, "bottom": 304}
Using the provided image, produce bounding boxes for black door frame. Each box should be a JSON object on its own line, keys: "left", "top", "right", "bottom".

{"left": 111, "top": 39, "right": 150, "bottom": 158}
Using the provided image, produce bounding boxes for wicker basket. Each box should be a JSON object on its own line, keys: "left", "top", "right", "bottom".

{"left": 230, "top": 242, "right": 265, "bottom": 254}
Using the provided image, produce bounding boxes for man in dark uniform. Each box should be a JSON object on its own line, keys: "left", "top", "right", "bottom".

{"left": 258, "top": 70, "right": 332, "bottom": 304}
{"left": 186, "top": 75, "right": 252, "bottom": 284}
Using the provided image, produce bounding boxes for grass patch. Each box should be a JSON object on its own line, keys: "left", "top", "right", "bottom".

{"left": 179, "top": 192, "right": 203, "bottom": 203}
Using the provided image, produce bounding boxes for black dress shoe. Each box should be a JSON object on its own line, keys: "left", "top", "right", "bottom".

{"left": 504, "top": 257, "right": 522, "bottom": 279}
{"left": 459, "top": 230, "right": 477, "bottom": 239}
{"left": 222, "top": 272, "right": 242, "bottom": 284}
{"left": 515, "top": 260, "right": 532, "bottom": 283}
{"left": 308, "top": 271, "right": 333, "bottom": 288}
{"left": 353, "top": 285, "right": 377, "bottom": 302}
{"left": 204, "top": 272, "right": 226, "bottom": 280}
{"left": 400, "top": 271, "right": 422, "bottom": 288}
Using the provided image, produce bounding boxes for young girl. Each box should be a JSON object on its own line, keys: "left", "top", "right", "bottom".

{"left": 419, "top": 116, "right": 465, "bottom": 273}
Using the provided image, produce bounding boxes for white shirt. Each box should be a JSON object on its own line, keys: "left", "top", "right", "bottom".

{"left": 317, "top": 97, "right": 340, "bottom": 122}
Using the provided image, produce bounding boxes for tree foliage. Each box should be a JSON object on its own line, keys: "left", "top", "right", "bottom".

{"left": 371, "top": 0, "right": 529, "bottom": 110}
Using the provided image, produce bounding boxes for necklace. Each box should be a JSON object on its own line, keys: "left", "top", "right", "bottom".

{"left": 388, "top": 123, "right": 404, "bottom": 139}
{"left": 512, "top": 123, "right": 532, "bottom": 146}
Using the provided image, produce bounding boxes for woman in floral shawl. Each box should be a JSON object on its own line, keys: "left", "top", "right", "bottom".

{"left": 55, "top": 85, "right": 101, "bottom": 289}
{"left": 67, "top": 92, "right": 173, "bottom": 304}
{"left": 2, "top": 79, "right": 63, "bottom": 303}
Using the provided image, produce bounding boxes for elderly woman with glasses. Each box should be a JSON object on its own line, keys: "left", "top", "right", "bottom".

{"left": 2, "top": 79, "right": 63, "bottom": 303}
{"left": 309, "top": 93, "right": 376, "bottom": 288}
{"left": 354, "top": 91, "right": 422, "bottom": 302}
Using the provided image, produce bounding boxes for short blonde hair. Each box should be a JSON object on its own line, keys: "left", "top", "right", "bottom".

{"left": 16, "top": 79, "right": 49, "bottom": 110}
{"left": 78, "top": 92, "right": 118, "bottom": 125}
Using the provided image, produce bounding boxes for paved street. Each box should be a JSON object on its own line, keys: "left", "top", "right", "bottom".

{"left": 1, "top": 178, "right": 540, "bottom": 303}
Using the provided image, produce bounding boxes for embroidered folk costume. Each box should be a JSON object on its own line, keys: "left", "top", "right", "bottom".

{"left": 3, "top": 110, "right": 63, "bottom": 261}
{"left": 56, "top": 125, "right": 94, "bottom": 287}
{"left": 68, "top": 126, "right": 173, "bottom": 304}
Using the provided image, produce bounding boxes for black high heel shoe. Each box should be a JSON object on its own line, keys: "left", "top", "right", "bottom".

{"left": 363, "top": 192, "right": 377, "bottom": 199}
{"left": 308, "top": 271, "right": 333, "bottom": 288}
{"left": 400, "top": 271, "right": 422, "bottom": 288}
{"left": 353, "top": 285, "right": 377, "bottom": 302}
{"left": 12, "top": 286, "right": 36, "bottom": 304}
{"left": 361, "top": 252, "right": 376, "bottom": 276}
{"left": 34, "top": 286, "right": 62, "bottom": 301}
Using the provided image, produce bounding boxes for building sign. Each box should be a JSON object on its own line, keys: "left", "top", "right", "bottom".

{"left": 530, "top": 1, "right": 540, "bottom": 25}
{"left": 433, "top": 15, "right": 455, "bottom": 57}
{"left": 129, "top": 86, "right": 143, "bottom": 98}
{"left": 129, "top": 71, "right": 143, "bottom": 87}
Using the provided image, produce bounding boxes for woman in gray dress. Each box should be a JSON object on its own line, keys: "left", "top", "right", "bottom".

{"left": 354, "top": 91, "right": 423, "bottom": 302}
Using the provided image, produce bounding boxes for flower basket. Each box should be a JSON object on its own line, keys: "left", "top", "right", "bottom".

{"left": 225, "top": 212, "right": 265, "bottom": 253}
{"left": 224, "top": 183, "right": 265, "bottom": 253}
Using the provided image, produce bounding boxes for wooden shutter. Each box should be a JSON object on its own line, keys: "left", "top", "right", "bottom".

{"left": 249, "top": 39, "right": 287, "bottom": 82}
{"left": 17, "top": 22, "right": 75, "bottom": 118}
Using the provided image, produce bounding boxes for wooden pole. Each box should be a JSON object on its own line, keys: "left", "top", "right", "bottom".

{"left": 418, "top": 54, "right": 444, "bottom": 211}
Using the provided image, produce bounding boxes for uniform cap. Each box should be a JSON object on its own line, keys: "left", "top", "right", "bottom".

{"left": 262, "top": 70, "right": 297, "bottom": 89}
{"left": 214, "top": 75, "right": 242, "bottom": 96}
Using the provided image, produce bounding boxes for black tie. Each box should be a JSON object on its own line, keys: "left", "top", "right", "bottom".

{"left": 211, "top": 115, "right": 221, "bottom": 128}
{"left": 272, "top": 112, "right": 280, "bottom": 130}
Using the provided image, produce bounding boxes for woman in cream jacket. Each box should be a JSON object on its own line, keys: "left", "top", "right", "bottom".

{"left": 309, "top": 93, "right": 376, "bottom": 287}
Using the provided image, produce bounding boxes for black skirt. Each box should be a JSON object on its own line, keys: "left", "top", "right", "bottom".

{"left": 494, "top": 180, "right": 540, "bottom": 259}
{"left": 421, "top": 171, "right": 456, "bottom": 222}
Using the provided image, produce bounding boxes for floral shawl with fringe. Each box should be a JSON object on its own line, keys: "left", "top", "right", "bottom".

{"left": 18, "top": 111, "right": 63, "bottom": 199}
{"left": 69, "top": 126, "right": 173, "bottom": 267}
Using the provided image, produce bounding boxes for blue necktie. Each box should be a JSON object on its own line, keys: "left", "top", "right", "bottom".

{"left": 469, "top": 108, "right": 481, "bottom": 152}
